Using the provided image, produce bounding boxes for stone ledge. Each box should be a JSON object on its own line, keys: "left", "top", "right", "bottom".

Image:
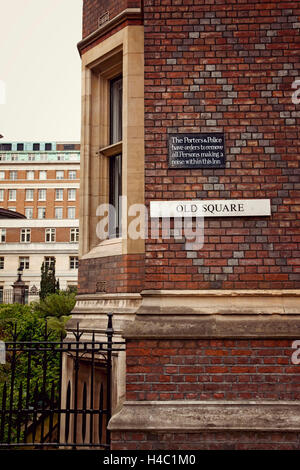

{"left": 108, "top": 400, "right": 300, "bottom": 432}
{"left": 136, "top": 289, "right": 300, "bottom": 315}
{"left": 123, "top": 315, "right": 300, "bottom": 339}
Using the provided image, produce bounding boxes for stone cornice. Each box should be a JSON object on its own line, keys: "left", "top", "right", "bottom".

{"left": 77, "top": 8, "right": 143, "bottom": 55}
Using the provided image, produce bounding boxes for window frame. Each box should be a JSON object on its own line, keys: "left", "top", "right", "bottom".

{"left": 45, "top": 228, "right": 56, "bottom": 243}
{"left": 20, "top": 228, "right": 31, "bottom": 243}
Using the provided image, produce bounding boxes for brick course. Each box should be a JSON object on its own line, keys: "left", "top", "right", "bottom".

{"left": 78, "top": 254, "right": 144, "bottom": 294}
{"left": 144, "top": 0, "right": 300, "bottom": 290}
{"left": 126, "top": 338, "right": 300, "bottom": 401}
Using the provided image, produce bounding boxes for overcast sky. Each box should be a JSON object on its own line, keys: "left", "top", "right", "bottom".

{"left": 0, "top": 0, "right": 82, "bottom": 142}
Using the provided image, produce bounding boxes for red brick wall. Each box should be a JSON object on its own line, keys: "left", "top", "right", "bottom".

{"left": 82, "top": 0, "right": 142, "bottom": 38}
{"left": 111, "top": 431, "right": 300, "bottom": 450}
{"left": 126, "top": 338, "right": 300, "bottom": 401}
{"left": 144, "top": 0, "right": 300, "bottom": 291}
{"left": 78, "top": 254, "right": 144, "bottom": 294}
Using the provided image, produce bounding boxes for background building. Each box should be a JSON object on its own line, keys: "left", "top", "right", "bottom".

{"left": 74, "top": 0, "right": 300, "bottom": 450}
{"left": 0, "top": 142, "right": 80, "bottom": 303}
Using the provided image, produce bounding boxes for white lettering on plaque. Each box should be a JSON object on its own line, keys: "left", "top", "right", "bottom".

{"left": 150, "top": 199, "right": 271, "bottom": 218}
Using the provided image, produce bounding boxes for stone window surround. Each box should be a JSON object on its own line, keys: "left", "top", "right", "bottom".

{"left": 79, "top": 25, "right": 145, "bottom": 260}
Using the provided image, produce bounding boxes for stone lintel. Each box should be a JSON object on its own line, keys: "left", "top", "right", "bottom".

{"left": 108, "top": 400, "right": 300, "bottom": 432}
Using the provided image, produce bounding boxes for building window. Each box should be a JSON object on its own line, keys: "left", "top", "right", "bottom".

{"left": 17, "top": 143, "right": 24, "bottom": 151}
{"left": 20, "top": 228, "right": 31, "bottom": 243}
{"left": 39, "top": 171, "right": 47, "bottom": 180}
{"left": 68, "top": 207, "right": 76, "bottom": 219}
{"left": 69, "top": 256, "right": 78, "bottom": 269}
{"left": 45, "top": 228, "right": 56, "bottom": 242}
{"left": 33, "top": 143, "right": 40, "bottom": 151}
{"left": 56, "top": 170, "right": 64, "bottom": 180}
{"left": 37, "top": 207, "right": 46, "bottom": 219}
{"left": 0, "top": 189, "right": 3, "bottom": 201}
{"left": 9, "top": 170, "right": 18, "bottom": 181}
{"left": 25, "top": 189, "right": 34, "bottom": 201}
{"left": 70, "top": 228, "right": 79, "bottom": 242}
{"left": 107, "top": 75, "right": 123, "bottom": 238}
{"left": 8, "top": 189, "right": 16, "bottom": 201}
{"left": 68, "top": 170, "right": 76, "bottom": 180}
{"left": 0, "top": 229, "right": 6, "bottom": 243}
{"left": 19, "top": 257, "right": 29, "bottom": 269}
{"left": 110, "top": 75, "right": 123, "bottom": 144}
{"left": 38, "top": 189, "right": 46, "bottom": 201}
{"left": 45, "top": 143, "right": 52, "bottom": 151}
{"left": 0, "top": 171, "right": 5, "bottom": 180}
{"left": 68, "top": 189, "right": 76, "bottom": 201}
{"left": 109, "top": 155, "right": 122, "bottom": 238}
{"left": 44, "top": 256, "right": 55, "bottom": 268}
{"left": 55, "top": 207, "right": 63, "bottom": 219}
{"left": 25, "top": 207, "right": 33, "bottom": 219}
{"left": 27, "top": 170, "right": 35, "bottom": 180}
{"left": 55, "top": 189, "right": 64, "bottom": 201}
{"left": 0, "top": 258, "right": 4, "bottom": 269}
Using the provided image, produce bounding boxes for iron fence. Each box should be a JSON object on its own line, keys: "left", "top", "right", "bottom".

{"left": 0, "top": 313, "right": 125, "bottom": 449}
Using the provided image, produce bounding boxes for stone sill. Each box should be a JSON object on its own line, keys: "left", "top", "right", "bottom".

{"left": 108, "top": 400, "right": 300, "bottom": 432}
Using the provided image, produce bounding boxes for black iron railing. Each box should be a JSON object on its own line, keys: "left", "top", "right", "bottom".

{"left": 0, "top": 313, "right": 125, "bottom": 449}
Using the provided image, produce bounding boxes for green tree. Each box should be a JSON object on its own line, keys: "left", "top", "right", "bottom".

{"left": 39, "top": 260, "right": 59, "bottom": 300}
{"left": 33, "top": 291, "right": 75, "bottom": 335}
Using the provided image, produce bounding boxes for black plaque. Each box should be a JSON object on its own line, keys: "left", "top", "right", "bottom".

{"left": 168, "top": 133, "right": 226, "bottom": 169}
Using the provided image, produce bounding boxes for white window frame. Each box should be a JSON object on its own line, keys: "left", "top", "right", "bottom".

{"left": 8, "top": 189, "right": 16, "bottom": 201}
{"left": 68, "top": 189, "right": 76, "bottom": 201}
{"left": 20, "top": 228, "right": 31, "bottom": 243}
{"left": 26, "top": 171, "right": 35, "bottom": 180}
{"left": 37, "top": 207, "right": 46, "bottom": 219}
{"left": 70, "top": 228, "right": 79, "bottom": 243}
{"left": 68, "top": 170, "right": 77, "bottom": 180}
{"left": 25, "top": 189, "right": 34, "bottom": 201}
{"left": 0, "top": 229, "right": 6, "bottom": 243}
{"left": 19, "top": 257, "right": 30, "bottom": 269}
{"left": 38, "top": 189, "right": 47, "bottom": 201}
{"left": 55, "top": 207, "right": 63, "bottom": 219}
{"left": 67, "top": 207, "right": 76, "bottom": 219}
{"left": 9, "top": 170, "right": 18, "bottom": 181}
{"left": 0, "top": 189, "right": 4, "bottom": 201}
{"left": 25, "top": 207, "right": 33, "bottom": 219}
{"left": 39, "top": 171, "right": 47, "bottom": 180}
{"left": 45, "top": 228, "right": 56, "bottom": 243}
{"left": 69, "top": 256, "right": 79, "bottom": 269}
{"left": 55, "top": 189, "right": 64, "bottom": 201}
{"left": 56, "top": 170, "right": 64, "bottom": 180}
{"left": 0, "top": 171, "right": 5, "bottom": 180}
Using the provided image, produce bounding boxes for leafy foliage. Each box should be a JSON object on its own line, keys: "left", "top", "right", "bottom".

{"left": 39, "top": 260, "right": 59, "bottom": 300}
{"left": 32, "top": 291, "right": 75, "bottom": 335}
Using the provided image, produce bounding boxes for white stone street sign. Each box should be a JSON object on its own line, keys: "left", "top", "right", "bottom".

{"left": 150, "top": 199, "right": 271, "bottom": 218}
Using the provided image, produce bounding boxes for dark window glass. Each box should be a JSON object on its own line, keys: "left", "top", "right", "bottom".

{"left": 17, "top": 143, "right": 24, "bottom": 151}
{"left": 45, "top": 143, "right": 52, "bottom": 151}
{"left": 0, "top": 144, "right": 12, "bottom": 151}
{"left": 63, "top": 144, "right": 75, "bottom": 150}
{"left": 33, "top": 143, "right": 40, "bottom": 151}
{"left": 110, "top": 76, "right": 122, "bottom": 145}
{"left": 109, "top": 154, "right": 122, "bottom": 238}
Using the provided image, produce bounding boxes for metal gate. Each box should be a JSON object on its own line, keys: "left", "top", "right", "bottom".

{"left": 0, "top": 313, "right": 125, "bottom": 449}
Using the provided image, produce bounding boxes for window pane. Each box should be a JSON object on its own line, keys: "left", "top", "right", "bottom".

{"left": 68, "top": 207, "right": 76, "bottom": 219}
{"left": 56, "top": 171, "right": 64, "bottom": 180}
{"left": 39, "top": 171, "right": 47, "bottom": 180}
{"left": 55, "top": 207, "right": 63, "bottom": 219}
{"left": 25, "top": 208, "right": 33, "bottom": 219}
{"left": 109, "top": 154, "right": 122, "bottom": 238}
{"left": 110, "top": 76, "right": 122, "bottom": 145}
{"left": 38, "top": 189, "right": 46, "bottom": 201}
{"left": 26, "top": 189, "right": 34, "bottom": 201}
{"left": 38, "top": 207, "right": 46, "bottom": 219}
